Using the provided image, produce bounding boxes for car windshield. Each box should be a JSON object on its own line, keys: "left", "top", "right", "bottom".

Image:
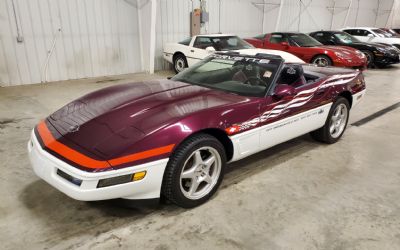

{"left": 172, "top": 54, "right": 283, "bottom": 97}
{"left": 289, "top": 33, "right": 322, "bottom": 47}
{"left": 373, "top": 29, "right": 391, "bottom": 38}
{"left": 209, "top": 36, "right": 254, "bottom": 51}
{"left": 333, "top": 32, "right": 360, "bottom": 44}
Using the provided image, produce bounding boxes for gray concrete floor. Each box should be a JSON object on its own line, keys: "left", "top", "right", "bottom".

{"left": 1, "top": 66, "right": 400, "bottom": 250}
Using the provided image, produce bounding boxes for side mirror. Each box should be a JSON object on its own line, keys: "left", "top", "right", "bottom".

{"left": 205, "top": 46, "right": 216, "bottom": 52}
{"left": 280, "top": 42, "right": 289, "bottom": 47}
{"left": 367, "top": 34, "right": 374, "bottom": 37}
{"left": 273, "top": 84, "right": 295, "bottom": 99}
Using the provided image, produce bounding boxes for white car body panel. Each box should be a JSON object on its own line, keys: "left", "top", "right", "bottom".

{"left": 229, "top": 103, "right": 332, "bottom": 162}
{"left": 341, "top": 27, "right": 400, "bottom": 46}
{"left": 28, "top": 131, "right": 168, "bottom": 201}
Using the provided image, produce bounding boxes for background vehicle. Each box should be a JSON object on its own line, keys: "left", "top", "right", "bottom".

{"left": 310, "top": 30, "right": 400, "bottom": 67}
{"left": 341, "top": 27, "right": 400, "bottom": 49}
{"left": 164, "top": 34, "right": 252, "bottom": 73}
{"left": 163, "top": 34, "right": 304, "bottom": 73}
{"left": 29, "top": 52, "right": 365, "bottom": 208}
{"left": 380, "top": 28, "right": 400, "bottom": 37}
{"left": 244, "top": 32, "right": 367, "bottom": 68}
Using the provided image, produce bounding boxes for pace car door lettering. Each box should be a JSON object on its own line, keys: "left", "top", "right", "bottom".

{"left": 229, "top": 72, "right": 359, "bottom": 162}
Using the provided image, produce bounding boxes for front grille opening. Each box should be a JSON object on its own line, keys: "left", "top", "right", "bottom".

{"left": 57, "top": 169, "right": 83, "bottom": 186}
{"left": 97, "top": 174, "right": 133, "bottom": 188}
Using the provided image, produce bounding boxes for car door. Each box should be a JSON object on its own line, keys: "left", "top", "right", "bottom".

{"left": 257, "top": 66, "right": 332, "bottom": 150}
{"left": 186, "top": 37, "right": 213, "bottom": 66}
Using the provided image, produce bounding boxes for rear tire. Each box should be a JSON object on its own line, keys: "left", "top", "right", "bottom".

{"left": 311, "top": 55, "right": 333, "bottom": 67}
{"left": 173, "top": 54, "right": 188, "bottom": 73}
{"left": 310, "top": 97, "right": 350, "bottom": 144}
{"left": 161, "top": 134, "right": 226, "bottom": 208}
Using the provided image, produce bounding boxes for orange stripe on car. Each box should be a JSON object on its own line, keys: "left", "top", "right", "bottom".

{"left": 108, "top": 144, "right": 175, "bottom": 166}
{"left": 37, "top": 121, "right": 174, "bottom": 169}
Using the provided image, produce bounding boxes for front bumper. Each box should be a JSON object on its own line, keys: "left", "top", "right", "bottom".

{"left": 28, "top": 131, "right": 168, "bottom": 201}
{"left": 163, "top": 52, "right": 173, "bottom": 64}
{"left": 374, "top": 52, "right": 400, "bottom": 65}
{"left": 333, "top": 57, "right": 367, "bottom": 69}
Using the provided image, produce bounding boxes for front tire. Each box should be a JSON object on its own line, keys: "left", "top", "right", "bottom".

{"left": 161, "top": 134, "right": 226, "bottom": 208}
{"left": 361, "top": 50, "right": 374, "bottom": 67}
{"left": 310, "top": 97, "right": 350, "bottom": 144}
{"left": 173, "top": 54, "right": 188, "bottom": 73}
{"left": 311, "top": 55, "right": 333, "bottom": 67}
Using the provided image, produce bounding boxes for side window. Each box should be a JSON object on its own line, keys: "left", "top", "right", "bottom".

{"left": 193, "top": 37, "right": 213, "bottom": 49}
{"left": 270, "top": 34, "right": 287, "bottom": 44}
{"left": 362, "top": 30, "right": 373, "bottom": 36}
{"left": 356, "top": 29, "right": 372, "bottom": 37}
{"left": 313, "top": 32, "right": 328, "bottom": 42}
{"left": 254, "top": 34, "right": 266, "bottom": 40}
{"left": 343, "top": 29, "right": 356, "bottom": 35}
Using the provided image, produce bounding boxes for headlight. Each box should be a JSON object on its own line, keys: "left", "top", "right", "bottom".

{"left": 376, "top": 47, "right": 386, "bottom": 53}
{"left": 356, "top": 50, "right": 365, "bottom": 58}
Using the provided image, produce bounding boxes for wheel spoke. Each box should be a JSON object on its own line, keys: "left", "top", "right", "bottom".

{"left": 189, "top": 179, "right": 200, "bottom": 195}
{"left": 203, "top": 173, "right": 212, "bottom": 184}
{"left": 181, "top": 168, "right": 196, "bottom": 179}
{"left": 330, "top": 123, "right": 335, "bottom": 134}
{"left": 203, "top": 155, "right": 215, "bottom": 170}
{"left": 193, "top": 151, "right": 203, "bottom": 165}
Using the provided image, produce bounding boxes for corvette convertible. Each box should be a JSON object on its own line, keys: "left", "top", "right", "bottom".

{"left": 245, "top": 32, "right": 367, "bottom": 68}
{"left": 309, "top": 30, "right": 400, "bottom": 67}
{"left": 163, "top": 34, "right": 304, "bottom": 73}
{"left": 28, "top": 51, "right": 365, "bottom": 208}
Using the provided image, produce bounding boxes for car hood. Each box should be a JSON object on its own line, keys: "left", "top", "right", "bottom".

{"left": 47, "top": 79, "right": 250, "bottom": 158}
{"left": 352, "top": 41, "right": 388, "bottom": 49}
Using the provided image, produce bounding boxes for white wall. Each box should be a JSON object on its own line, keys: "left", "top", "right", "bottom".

{"left": 1, "top": 0, "right": 398, "bottom": 86}
{"left": 0, "top": 0, "right": 142, "bottom": 86}
{"left": 388, "top": 0, "right": 400, "bottom": 27}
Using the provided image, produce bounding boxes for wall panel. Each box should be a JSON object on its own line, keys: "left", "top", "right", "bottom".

{"left": 0, "top": 0, "right": 142, "bottom": 86}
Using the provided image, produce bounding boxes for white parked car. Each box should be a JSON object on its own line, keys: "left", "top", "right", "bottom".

{"left": 163, "top": 34, "right": 304, "bottom": 73}
{"left": 341, "top": 27, "right": 400, "bottom": 50}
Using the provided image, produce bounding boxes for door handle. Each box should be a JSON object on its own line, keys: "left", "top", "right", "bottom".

{"left": 190, "top": 50, "right": 194, "bottom": 52}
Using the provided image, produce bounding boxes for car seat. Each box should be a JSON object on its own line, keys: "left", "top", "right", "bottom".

{"left": 278, "top": 65, "right": 306, "bottom": 88}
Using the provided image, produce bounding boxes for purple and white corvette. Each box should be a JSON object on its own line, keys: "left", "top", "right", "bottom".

{"left": 28, "top": 52, "right": 365, "bottom": 208}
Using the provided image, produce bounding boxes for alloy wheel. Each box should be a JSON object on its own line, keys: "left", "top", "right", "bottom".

{"left": 329, "top": 103, "right": 348, "bottom": 138}
{"left": 179, "top": 146, "right": 222, "bottom": 200}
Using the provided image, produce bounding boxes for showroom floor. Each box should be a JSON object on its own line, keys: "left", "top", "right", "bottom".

{"left": 1, "top": 66, "right": 400, "bottom": 250}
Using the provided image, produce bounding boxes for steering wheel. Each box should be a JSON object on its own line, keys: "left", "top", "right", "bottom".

{"left": 244, "top": 77, "right": 267, "bottom": 86}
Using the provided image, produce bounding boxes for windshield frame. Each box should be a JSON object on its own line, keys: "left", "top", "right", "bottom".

{"left": 171, "top": 53, "right": 284, "bottom": 98}
{"left": 193, "top": 36, "right": 254, "bottom": 51}
{"left": 333, "top": 32, "right": 360, "bottom": 44}
{"left": 372, "top": 29, "right": 391, "bottom": 38}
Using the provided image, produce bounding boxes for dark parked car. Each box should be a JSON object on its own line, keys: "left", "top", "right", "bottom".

{"left": 310, "top": 30, "right": 400, "bottom": 67}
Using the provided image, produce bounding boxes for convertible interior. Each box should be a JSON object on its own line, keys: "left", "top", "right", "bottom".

{"left": 177, "top": 61, "right": 324, "bottom": 97}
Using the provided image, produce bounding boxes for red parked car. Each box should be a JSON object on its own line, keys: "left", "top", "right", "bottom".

{"left": 245, "top": 32, "right": 367, "bottom": 69}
